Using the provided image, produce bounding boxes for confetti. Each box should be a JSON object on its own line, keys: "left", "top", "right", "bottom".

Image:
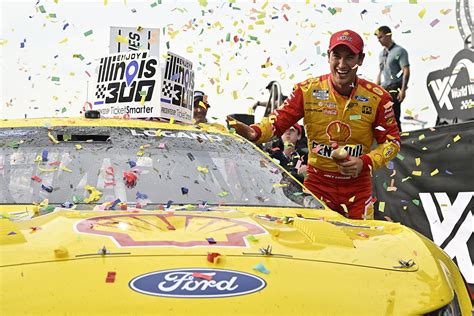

{"left": 84, "top": 185, "right": 102, "bottom": 203}
{"left": 357, "top": 232, "right": 369, "bottom": 238}
{"left": 253, "top": 263, "right": 270, "bottom": 274}
{"left": 430, "top": 169, "right": 439, "bottom": 176}
{"left": 207, "top": 252, "right": 221, "bottom": 263}
{"left": 136, "top": 192, "right": 148, "bottom": 199}
{"left": 60, "top": 166, "right": 72, "bottom": 173}
{"left": 453, "top": 135, "right": 461, "bottom": 142}
{"left": 115, "top": 35, "right": 128, "bottom": 43}
{"left": 48, "top": 131, "right": 59, "bottom": 144}
{"left": 378, "top": 201, "right": 385, "bottom": 212}
{"left": 83, "top": 30, "right": 93, "bottom": 37}
{"left": 412, "top": 199, "right": 420, "bottom": 206}
{"left": 412, "top": 171, "right": 422, "bottom": 176}
{"left": 430, "top": 19, "right": 440, "bottom": 27}
{"left": 193, "top": 272, "right": 213, "bottom": 281}
{"left": 206, "top": 237, "right": 216, "bottom": 244}
{"left": 415, "top": 157, "right": 421, "bottom": 166}
{"left": 31, "top": 175, "right": 42, "bottom": 182}
{"left": 440, "top": 9, "right": 451, "bottom": 15}
{"left": 349, "top": 114, "right": 361, "bottom": 120}
{"left": 41, "top": 184, "right": 53, "bottom": 193}
{"left": 197, "top": 166, "right": 209, "bottom": 174}
{"left": 218, "top": 191, "right": 229, "bottom": 197}
{"left": 246, "top": 235, "right": 258, "bottom": 242}
{"left": 105, "top": 272, "right": 116, "bottom": 283}
{"left": 418, "top": 8, "right": 426, "bottom": 18}
{"left": 340, "top": 204, "right": 348, "bottom": 214}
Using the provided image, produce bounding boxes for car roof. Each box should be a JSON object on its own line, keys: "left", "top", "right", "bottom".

{"left": 0, "top": 117, "right": 228, "bottom": 135}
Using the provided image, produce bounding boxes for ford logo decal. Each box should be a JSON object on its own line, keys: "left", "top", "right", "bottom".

{"left": 354, "top": 95, "right": 369, "bottom": 102}
{"left": 129, "top": 268, "right": 266, "bottom": 298}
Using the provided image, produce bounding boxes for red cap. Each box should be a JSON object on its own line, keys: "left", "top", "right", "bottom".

{"left": 328, "top": 30, "right": 364, "bottom": 54}
{"left": 290, "top": 124, "right": 302, "bottom": 135}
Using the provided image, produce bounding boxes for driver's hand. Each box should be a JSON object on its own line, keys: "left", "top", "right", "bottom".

{"left": 226, "top": 116, "right": 258, "bottom": 142}
{"left": 337, "top": 156, "right": 363, "bottom": 178}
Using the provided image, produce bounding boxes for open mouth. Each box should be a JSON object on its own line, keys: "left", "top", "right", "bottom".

{"left": 336, "top": 69, "right": 350, "bottom": 78}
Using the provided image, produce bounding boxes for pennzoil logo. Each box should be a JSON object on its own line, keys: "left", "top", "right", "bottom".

{"left": 326, "top": 121, "right": 351, "bottom": 142}
{"left": 75, "top": 214, "right": 266, "bottom": 247}
{"left": 312, "top": 141, "right": 363, "bottom": 158}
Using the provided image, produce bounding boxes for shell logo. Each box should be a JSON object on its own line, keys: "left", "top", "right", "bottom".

{"left": 326, "top": 120, "right": 352, "bottom": 142}
{"left": 75, "top": 214, "right": 266, "bottom": 248}
{"left": 372, "top": 87, "right": 384, "bottom": 96}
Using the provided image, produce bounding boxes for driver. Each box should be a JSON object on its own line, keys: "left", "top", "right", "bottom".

{"left": 228, "top": 29, "right": 400, "bottom": 220}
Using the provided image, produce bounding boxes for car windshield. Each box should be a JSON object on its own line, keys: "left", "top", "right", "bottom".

{"left": 0, "top": 125, "right": 323, "bottom": 210}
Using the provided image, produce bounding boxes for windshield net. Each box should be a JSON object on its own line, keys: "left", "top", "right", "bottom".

{"left": 0, "top": 126, "right": 322, "bottom": 209}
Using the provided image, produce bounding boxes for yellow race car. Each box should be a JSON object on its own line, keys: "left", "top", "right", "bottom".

{"left": 0, "top": 116, "right": 472, "bottom": 315}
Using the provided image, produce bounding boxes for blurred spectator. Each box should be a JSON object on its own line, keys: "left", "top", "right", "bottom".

{"left": 269, "top": 123, "right": 308, "bottom": 182}
{"left": 193, "top": 90, "right": 210, "bottom": 124}
{"left": 375, "top": 26, "right": 410, "bottom": 131}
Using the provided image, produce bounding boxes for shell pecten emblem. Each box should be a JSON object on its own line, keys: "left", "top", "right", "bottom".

{"left": 326, "top": 120, "right": 352, "bottom": 142}
{"left": 75, "top": 214, "right": 266, "bottom": 247}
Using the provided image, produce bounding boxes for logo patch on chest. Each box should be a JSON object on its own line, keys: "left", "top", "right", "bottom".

{"left": 362, "top": 106, "right": 372, "bottom": 114}
{"left": 354, "top": 95, "right": 369, "bottom": 102}
{"left": 313, "top": 89, "right": 329, "bottom": 100}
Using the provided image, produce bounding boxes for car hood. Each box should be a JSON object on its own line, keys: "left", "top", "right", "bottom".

{"left": 2, "top": 205, "right": 418, "bottom": 269}
{"left": 0, "top": 205, "right": 453, "bottom": 315}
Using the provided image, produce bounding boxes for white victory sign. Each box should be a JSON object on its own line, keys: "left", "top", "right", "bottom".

{"left": 419, "top": 192, "right": 474, "bottom": 283}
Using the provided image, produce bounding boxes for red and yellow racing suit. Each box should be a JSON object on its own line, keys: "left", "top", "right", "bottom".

{"left": 251, "top": 74, "right": 401, "bottom": 219}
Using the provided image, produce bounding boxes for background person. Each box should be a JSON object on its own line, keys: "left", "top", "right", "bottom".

{"left": 375, "top": 25, "right": 410, "bottom": 131}
{"left": 227, "top": 29, "right": 401, "bottom": 220}
{"left": 269, "top": 123, "right": 308, "bottom": 182}
{"left": 193, "top": 90, "right": 210, "bottom": 124}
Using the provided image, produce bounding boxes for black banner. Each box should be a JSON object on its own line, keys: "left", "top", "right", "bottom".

{"left": 373, "top": 121, "right": 474, "bottom": 297}
{"left": 427, "top": 49, "right": 474, "bottom": 121}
